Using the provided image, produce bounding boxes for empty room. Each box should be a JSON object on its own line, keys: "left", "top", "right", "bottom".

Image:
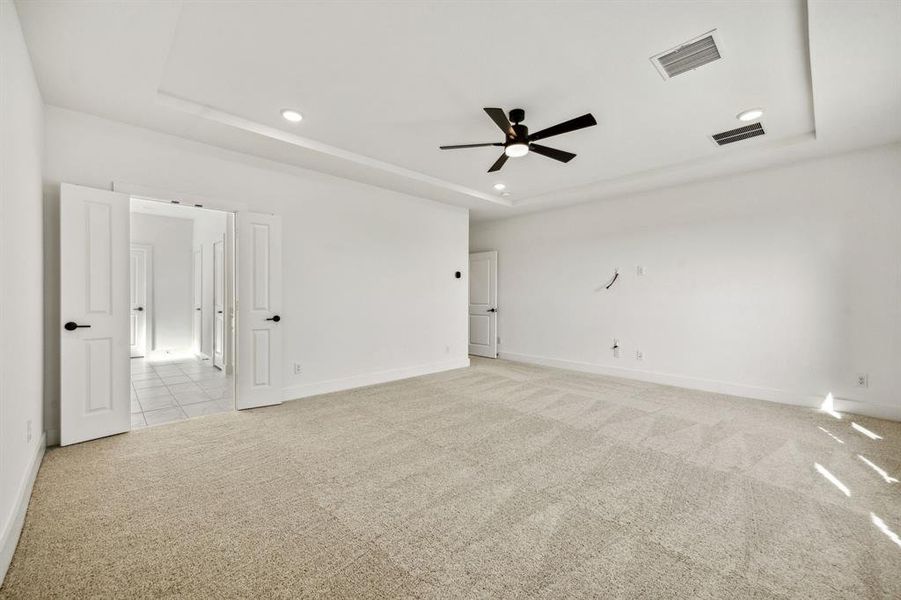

{"left": 1, "top": 1, "right": 899, "bottom": 598}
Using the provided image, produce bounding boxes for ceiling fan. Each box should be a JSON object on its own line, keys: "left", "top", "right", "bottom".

{"left": 440, "top": 108, "right": 597, "bottom": 172}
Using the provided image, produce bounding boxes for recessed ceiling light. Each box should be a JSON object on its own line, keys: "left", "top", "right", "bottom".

{"left": 493, "top": 183, "right": 506, "bottom": 191}
{"left": 504, "top": 143, "right": 529, "bottom": 158}
{"left": 736, "top": 108, "right": 763, "bottom": 122}
{"left": 281, "top": 109, "right": 303, "bottom": 123}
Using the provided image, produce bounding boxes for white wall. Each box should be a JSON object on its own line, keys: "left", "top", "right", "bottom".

{"left": 471, "top": 143, "right": 901, "bottom": 421}
{"left": 0, "top": 0, "right": 44, "bottom": 583}
{"left": 42, "top": 106, "right": 469, "bottom": 443}
{"left": 130, "top": 212, "right": 194, "bottom": 352}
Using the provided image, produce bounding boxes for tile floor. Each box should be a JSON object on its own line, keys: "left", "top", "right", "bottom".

{"left": 130, "top": 355, "right": 234, "bottom": 429}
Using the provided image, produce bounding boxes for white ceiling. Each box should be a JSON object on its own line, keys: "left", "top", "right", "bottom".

{"left": 16, "top": 1, "right": 901, "bottom": 220}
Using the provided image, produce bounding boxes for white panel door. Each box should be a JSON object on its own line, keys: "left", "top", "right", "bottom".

{"left": 192, "top": 246, "right": 202, "bottom": 354}
{"left": 60, "top": 183, "right": 130, "bottom": 446}
{"left": 129, "top": 246, "right": 149, "bottom": 358}
{"left": 469, "top": 251, "right": 498, "bottom": 358}
{"left": 213, "top": 238, "right": 225, "bottom": 369}
{"left": 237, "top": 212, "right": 283, "bottom": 410}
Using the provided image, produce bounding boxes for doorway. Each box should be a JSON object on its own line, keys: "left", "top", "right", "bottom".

{"left": 128, "top": 198, "right": 235, "bottom": 428}
{"left": 60, "top": 183, "right": 285, "bottom": 446}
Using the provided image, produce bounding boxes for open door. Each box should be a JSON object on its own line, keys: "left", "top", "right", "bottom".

{"left": 60, "top": 183, "right": 131, "bottom": 445}
{"left": 469, "top": 251, "right": 498, "bottom": 358}
{"left": 236, "top": 212, "right": 283, "bottom": 410}
{"left": 192, "top": 246, "right": 202, "bottom": 354}
{"left": 129, "top": 245, "right": 150, "bottom": 358}
{"left": 213, "top": 237, "right": 226, "bottom": 369}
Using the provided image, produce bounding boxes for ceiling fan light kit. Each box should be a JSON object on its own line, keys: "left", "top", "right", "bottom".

{"left": 504, "top": 143, "right": 529, "bottom": 158}
{"left": 440, "top": 107, "right": 598, "bottom": 173}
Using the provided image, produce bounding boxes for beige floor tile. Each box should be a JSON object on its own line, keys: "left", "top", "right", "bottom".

{"left": 181, "top": 400, "right": 231, "bottom": 418}
{"left": 132, "top": 378, "right": 166, "bottom": 390}
{"left": 143, "top": 406, "right": 187, "bottom": 426}
{"left": 174, "top": 392, "right": 213, "bottom": 406}
{"left": 138, "top": 394, "right": 177, "bottom": 411}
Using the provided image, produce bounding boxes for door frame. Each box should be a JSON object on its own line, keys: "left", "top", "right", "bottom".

{"left": 129, "top": 243, "right": 153, "bottom": 358}
{"left": 116, "top": 183, "right": 249, "bottom": 408}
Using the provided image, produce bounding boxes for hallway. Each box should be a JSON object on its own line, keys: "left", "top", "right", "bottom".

{"left": 130, "top": 356, "right": 233, "bottom": 428}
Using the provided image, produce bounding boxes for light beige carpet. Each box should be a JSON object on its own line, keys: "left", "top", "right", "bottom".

{"left": 2, "top": 358, "right": 900, "bottom": 599}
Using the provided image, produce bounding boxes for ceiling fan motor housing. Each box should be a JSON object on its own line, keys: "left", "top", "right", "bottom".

{"left": 509, "top": 123, "right": 529, "bottom": 145}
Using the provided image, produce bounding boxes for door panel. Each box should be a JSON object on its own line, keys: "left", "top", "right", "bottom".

{"left": 61, "top": 183, "right": 130, "bottom": 446}
{"left": 468, "top": 251, "right": 498, "bottom": 358}
{"left": 237, "top": 212, "right": 282, "bottom": 410}
{"left": 252, "top": 329, "right": 271, "bottom": 386}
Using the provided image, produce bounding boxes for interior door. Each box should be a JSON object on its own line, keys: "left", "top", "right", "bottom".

{"left": 237, "top": 212, "right": 283, "bottom": 410}
{"left": 469, "top": 251, "right": 498, "bottom": 358}
{"left": 192, "top": 246, "right": 202, "bottom": 355}
{"left": 213, "top": 237, "right": 225, "bottom": 369}
{"left": 60, "top": 183, "right": 130, "bottom": 446}
{"left": 129, "top": 246, "right": 149, "bottom": 358}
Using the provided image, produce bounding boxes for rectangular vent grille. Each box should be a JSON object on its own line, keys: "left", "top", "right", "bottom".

{"left": 711, "top": 122, "right": 765, "bottom": 146}
{"left": 651, "top": 31, "right": 722, "bottom": 79}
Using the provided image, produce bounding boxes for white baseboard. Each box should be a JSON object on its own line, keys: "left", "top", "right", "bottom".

{"left": 500, "top": 351, "right": 901, "bottom": 422}
{"left": 0, "top": 432, "right": 46, "bottom": 586}
{"left": 282, "top": 357, "right": 471, "bottom": 401}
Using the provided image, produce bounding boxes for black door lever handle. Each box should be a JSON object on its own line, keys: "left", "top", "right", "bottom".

{"left": 265, "top": 315, "right": 281, "bottom": 322}
{"left": 64, "top": 322, "right": 91, "bottom": 331}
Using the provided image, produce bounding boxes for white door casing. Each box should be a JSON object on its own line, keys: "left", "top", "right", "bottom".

{"left": 213, "top": 237, "right": 225, "bottom": 369}
{"left": 60, "top": 183, "right": 131, "bottom": 446}
{"left": 192, "top": 246, "right": 202, "bottom": 355}
{"left": 469, "top": 251, "right": 498, "bottom": 358}
{"left": 129, "top": 245, "right": 151, "bottom": 358}
{"left": 237, "top": 212, "right": 283, "bottom": 409}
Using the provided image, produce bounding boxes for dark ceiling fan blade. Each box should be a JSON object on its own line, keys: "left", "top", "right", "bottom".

{"left": 529, "top": 143, "right": 576, "bottom": 163}
{"left": 487, "top": 153, "right": 508, "bottom": 173}
{"left": 439, "top": 143, "right": 504, "bottom": 150}
{"left": 529, "top": 113, "right": 597, "bottom": 142}
{"left": 484, "top": 107, "right": 515, "bottom": 138}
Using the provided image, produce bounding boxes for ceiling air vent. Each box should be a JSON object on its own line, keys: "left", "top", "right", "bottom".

{"left": 650, "top": 30, "right": 722, "bottom": 80}
{"left": 711, "top": 122, "right": 765, "bottom": 146}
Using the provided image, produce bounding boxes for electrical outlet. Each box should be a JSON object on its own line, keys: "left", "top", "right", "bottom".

{"left": 612, "top": 339, "right": 620, "bottom": 358}
{"left": 293, "top": 363, "right": 302, "bottom": 375}
{"left": 26, "top": 420, "right": 32, "bottom": 443}
{"left": 636, "top": 350, "right": 644, "bottom": 361}
{"left": 856, "top": 373, "right": 869, "bottom": 388}
{"left": 636, "top": 265, "right": 646, "bottom": 276}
